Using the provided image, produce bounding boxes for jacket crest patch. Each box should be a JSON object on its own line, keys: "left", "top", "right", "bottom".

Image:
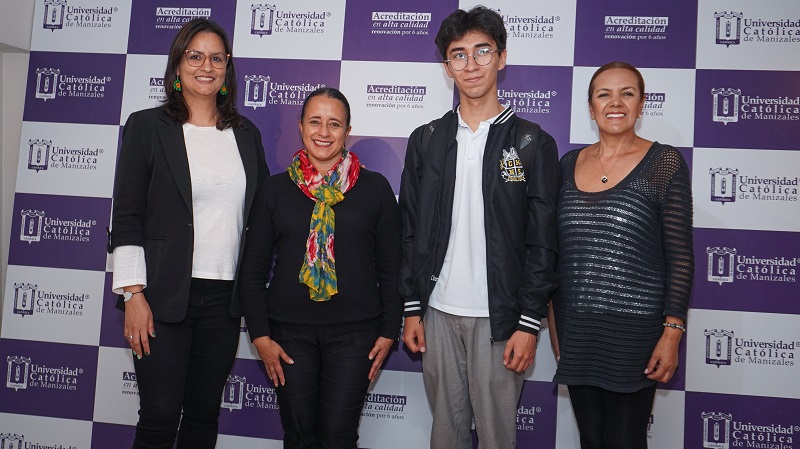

{"left": 500, "top": 147, "right": 526, "bottom": 182}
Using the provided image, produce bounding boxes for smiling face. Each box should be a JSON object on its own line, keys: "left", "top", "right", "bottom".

{"left": 176, "top": 31, "right": 227, "bottom": 106}
{"left": 299, "top": 95, "right": 352, "bottom": 174}
{"left": 443, "top": 30, "right": 506, "bottom": 103}
{"left": 588, "top": 68, "right": 645, "bottom": 136}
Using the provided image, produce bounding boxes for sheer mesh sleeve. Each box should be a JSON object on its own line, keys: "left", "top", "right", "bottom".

{"left": 658, "top": 147, "right": 694, "bottom": 321}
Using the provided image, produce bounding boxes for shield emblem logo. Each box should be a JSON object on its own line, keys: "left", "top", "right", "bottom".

{"left": 20, "top": 210, "right": 45, "bottom": 244}
{"left": 711, "top": 88, "right": 740, "bottom": 124}
{"left": 704, "top": 329, "right": 733, "bottom": 367}
{"left": 43, "top": 0, "right": 67, "bottom": 31}
{"left": 714, "top": 11, "right": 742, "bottom": 47}
{"left": 6, "top": 356, "right": 32, "bottom": 391}
{"left": 251, "top": 4, "right": 277, "bottom": 37}
{"left": 702, "top": 412, "right": 732, "bottom": 448}
{"left": 709, "top": 167, "right": 738, "bottom": 205}
{"left": 244, "top": 75, "right": 270, "bottom": 109}
{"left": 28, "top": 139, "right": 52, "bottom": 172}
{"left": 13, "top": 283, "right": 37, "bottom": 317}
{"left": 221, "top": 375, "right": 246, "bottom": 411}
{"left": 706, "top": 247, "right": 736, "bottom": 284}
{"left": 35, "top": 68, "right": 60, "bottom": 101}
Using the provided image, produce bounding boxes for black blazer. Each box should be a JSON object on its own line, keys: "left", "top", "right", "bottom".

{"left": 109, "top": 107, "right": 269, "bottom": 322}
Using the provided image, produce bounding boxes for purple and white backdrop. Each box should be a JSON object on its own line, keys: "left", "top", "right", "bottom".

{"left": 2, "top": 1, "right": 799, "bottom": 448}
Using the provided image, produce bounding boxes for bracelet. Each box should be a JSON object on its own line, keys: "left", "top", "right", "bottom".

{"left": 663, "top": 322, "right": 686, "bottom": 333}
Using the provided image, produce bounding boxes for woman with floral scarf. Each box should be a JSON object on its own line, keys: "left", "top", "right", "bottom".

{"left": 239, "top": 87, "right": 402, "bottom": 449}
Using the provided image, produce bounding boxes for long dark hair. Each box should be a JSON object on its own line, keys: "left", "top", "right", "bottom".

{"left": 162, "top": 18, "right": 240, "bottom": 130}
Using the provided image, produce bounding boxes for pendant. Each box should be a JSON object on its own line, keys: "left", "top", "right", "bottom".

{"left": 601, "top": 176, "right": 608, "bottom": 183}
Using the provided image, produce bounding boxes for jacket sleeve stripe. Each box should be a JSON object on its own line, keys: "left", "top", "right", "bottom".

{"left": 404, "top": 300, "right": 421, "bottom": 312}
{"left": 519, "top": 315, "right": 541, "bottom": 330}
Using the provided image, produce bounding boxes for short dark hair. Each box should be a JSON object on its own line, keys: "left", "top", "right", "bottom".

{"left": 588, "top": 61, "right": 646, "bottom": 101}
{"left": 163, "top": 18, "right": 240, "bottom": 130}
{"left": 435, "top": 6, "right": 507, "bottom": 60}
{"left": 300, "top": 87, "right": 352, "bottom": 128}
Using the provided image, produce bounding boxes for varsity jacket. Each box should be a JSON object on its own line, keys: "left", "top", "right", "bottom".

{"left": 398, "top": 107, "right": 559, "bottom": 341}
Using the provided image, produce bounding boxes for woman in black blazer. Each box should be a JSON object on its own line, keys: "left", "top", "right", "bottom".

{"left": 109, "top": 19, "right": 268, "bottom": 449}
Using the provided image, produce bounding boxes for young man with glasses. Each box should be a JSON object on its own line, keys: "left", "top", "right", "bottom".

{"left": 399, "top": 6, "right": 559, "bottom": 448}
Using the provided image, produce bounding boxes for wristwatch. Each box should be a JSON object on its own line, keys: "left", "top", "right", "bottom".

{"left": 123, "top": 290, "right": 144, "bottom": 302}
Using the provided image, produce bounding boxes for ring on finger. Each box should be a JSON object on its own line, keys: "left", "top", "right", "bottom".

{"left": 127, "top": 335, "right": 133, "bottom": 340}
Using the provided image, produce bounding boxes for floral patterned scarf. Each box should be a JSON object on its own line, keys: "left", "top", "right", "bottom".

{"left": 287, "top": 149, "right": 360, "bottom": 301}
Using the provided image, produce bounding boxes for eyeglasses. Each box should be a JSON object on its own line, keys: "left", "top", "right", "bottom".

{"left": 184, "top": 50, "right": 230, "bottom": 69}
{"left": 444, "top": 48, "right": 502, "bottom": 71}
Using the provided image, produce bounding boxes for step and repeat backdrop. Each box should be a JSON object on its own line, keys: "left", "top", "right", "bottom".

{"left": 2, "top": 0, "right": 799, "bottom": 448}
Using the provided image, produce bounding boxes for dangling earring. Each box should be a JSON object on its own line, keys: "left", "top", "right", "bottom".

{"left": 219, "top": 84, "right": 229, "bottom": 96}
{"left": 173, "top": 76, "right": 182, "bottom": 92}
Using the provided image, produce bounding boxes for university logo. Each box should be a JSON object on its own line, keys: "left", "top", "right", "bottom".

{"left": 709, "top": 167, "right": 738, "bottom": 204}
{"left": 43, "top": 0, "right": 67, "bottom": 31}
{"left": 221, "top": 375, "right": 245, "bottom": 411}
{"left": 705, "top": 329, "right": 733, "bottom": 368}
{"left": 28, "top": 139, "right": 52, "bottom": 172}
{"left": 12, "top": 283, "right": 37, "bottom": 317}
{"left": 35, "top": 68, "right": 60, "bottom": 101}
{"left": 19, "top": 210, "right": 45, "bottom": 244}
{"left": 244, "top": 75, "right": 270, "bottom": 109}
{"left": 497, "top": 9, "right": 559, "bottom": 39}
{"left": 248, "top": 4, "right": 331, "bottom": 36}
{"left": 6, "top": 356, "right": 32, "bottom": 391}
{"left": 498, "top": 89, "right": 555, "bottom": 115}
{"left": 500, "top": 147, "right": 526, "bottom": 182}
{"left": 702, "top": 412, "right": 732, "bottom": 449}
{"left": 707, "top": 247, "right": 736, "bottom": 285}
{"left": 0, "top": 433, "right": 24, "bottom": 449}
{"left": 711, "top": 88, "right": 740, "bottom": 124}
{"left": 251, "top": 4, "right": 277, "bottom": 36}
{"left": 714, "top": 12, "right": 743, "bottom": 47}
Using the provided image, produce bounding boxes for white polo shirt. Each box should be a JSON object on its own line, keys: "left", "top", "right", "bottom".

{"left": 427, "top": 107, "right": 504, "bottom": 317}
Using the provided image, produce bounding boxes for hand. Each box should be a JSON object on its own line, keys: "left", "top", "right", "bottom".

{"left": 123, "top": 291, "right": 154, "bottom": 359}
{"left": 368, "top": 337, "right": 394, "bottom": 381}
{"left": 503, "top": 331, "right": 537, "bottom": 373}
{"left": 253, "top": 336, "right": 294, "bottom": 386}
{"left": 644, "top": 330, "right": 681, "bottom": 383}
{"left": 402, "top": 317, "right": 426, "bottom": 353}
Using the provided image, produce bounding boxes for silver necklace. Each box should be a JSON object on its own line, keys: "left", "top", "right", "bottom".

{"left": 597, "top": 139, "right": 635, "bottom": 183}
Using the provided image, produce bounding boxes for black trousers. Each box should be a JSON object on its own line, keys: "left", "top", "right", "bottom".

{"left": 270, "top": 318, "right": 380, "bottom": 449}
{"left": 132, "top": 278, "right": 240, "bottom": 449}
{"left": 567, "top": 384, "right": 658, "bottom": 449}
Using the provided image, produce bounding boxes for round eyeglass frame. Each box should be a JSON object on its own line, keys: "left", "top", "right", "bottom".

{"left": 443, "top": 48, "right": 502, "bottom": 71}
{"left": 183, "top": 50, "right": 231, "bottom": 69}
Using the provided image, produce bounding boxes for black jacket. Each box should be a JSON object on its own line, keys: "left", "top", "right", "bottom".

{"left": 109, "top": 107, "right": 269, "bottom": 322}
{"left": 398, "top": 108, "right": 559, "bottom": 341}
